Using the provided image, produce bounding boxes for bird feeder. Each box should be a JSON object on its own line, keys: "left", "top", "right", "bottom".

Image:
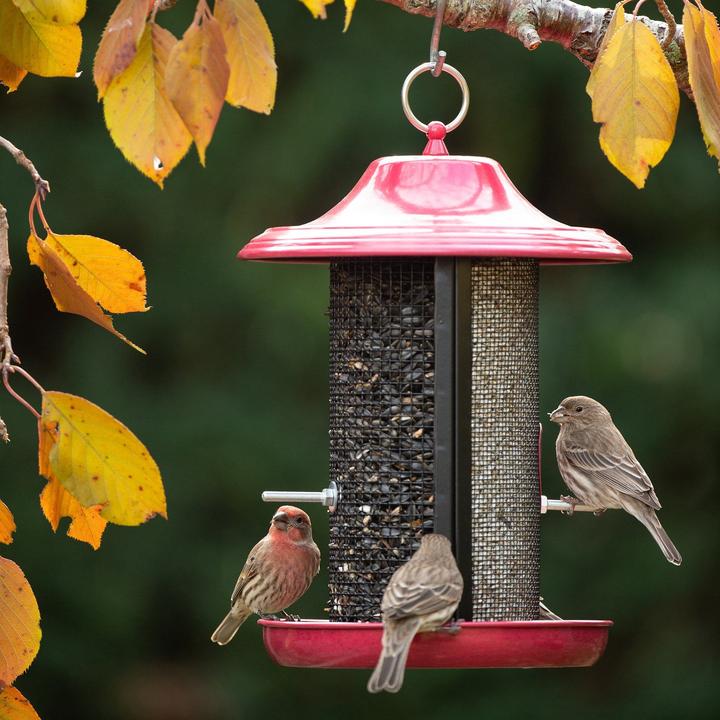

{"left": 238, "top": 61, "right": 629, "bottom": 670}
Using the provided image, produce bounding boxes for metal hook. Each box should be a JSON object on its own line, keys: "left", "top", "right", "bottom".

{"left": 430, "top": 0, "right": 448, "bottom": 77}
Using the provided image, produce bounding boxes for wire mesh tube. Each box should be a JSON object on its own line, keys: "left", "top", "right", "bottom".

{"left": 327, "top": 258, "right": 540, "bottom": 623}
{"left": 470, "top": 259, "right": 540, "bottom": 620}
{"left": 327, "top": 260, "right": 435, "bottom": 621}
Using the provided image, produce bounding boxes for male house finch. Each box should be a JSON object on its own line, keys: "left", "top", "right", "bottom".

{"left": 367, "top": 534, "right": 463, "bottom": 694}
{"left": 211, "top": 505, "right": 321, "bottom": 645}
{"left": 551, "top": 395, "right": 681, "bottom": 566}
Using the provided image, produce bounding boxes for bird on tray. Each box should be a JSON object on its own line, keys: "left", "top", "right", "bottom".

{"left": 368, "top": 533, "right": 463, "bottom": 693}
{"left": 211, "top": 505, "right": 321, "bottom": 645}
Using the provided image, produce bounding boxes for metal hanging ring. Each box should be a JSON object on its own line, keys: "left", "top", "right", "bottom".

{"left": 401, "top": 62, "right": 470, "bottom": 134}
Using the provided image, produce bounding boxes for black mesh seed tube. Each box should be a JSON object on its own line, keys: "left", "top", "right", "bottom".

{"left": 327, "top": 257, "right": 540, "bottom": 623}
{"left": 469, "top": 259, "right": 540, "bottom": 620}
{"left": 327, "top": 260, "right": 435, "bottom": 621}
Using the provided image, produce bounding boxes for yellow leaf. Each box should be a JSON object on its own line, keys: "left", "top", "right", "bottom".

{"left": 0, "top": 0, "right": 81, "bottom": 77}
{"left": 0, "top": 557, "right": 41, "bottom": 687}
{"left": 0, "top": 54, "right": 27, "bottom": 91}
{"left": 40, "top": 391, "right": 166, "bottom": 526}
{"left": 214, "top": 0, "right": 276, "bottom": 114}
{"left": 40, "top": 421, "right": 108, "bottom": 552}
{"left": 343, "top": 0, "right": 356, "bottom": 31}
{"left": 586, "top": 3, "right": 626, "bottom": 98}
{"left": 41, "top": 233, "right": 147, "bottom": 313}
{"left": 587, "top": 11, "right": 679, "bottom": 188}
{"left": 684, "top": 0, "right": 720, "bottom": 166}
{"left": 0, "top": 500, "right": 15, "bottom": 545}
{"left": 298, "top": 0, "right": 333, "bottom": 20}
{"left": 11, "top": 0, "right": 86, "bottom": 25}
{"left": 0, "top": 687, "right": 41, "bottom": 720}
{"left": 166, "top": 11, "right": 229, "bottom": 165}
{"left": 94, "top": 0, "right": 149, "bottom": 98}
{"left": 40, "top": 475, "right": 107, "bottom": 550}
{"left": 103, "top": 23, "right": 192, "bottom": 187}
{"left": 27, "top": 233, "right": 145, "bottom": 353}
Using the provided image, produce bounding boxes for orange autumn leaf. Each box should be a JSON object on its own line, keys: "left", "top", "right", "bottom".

{"left": 166, "top": 7, "right": 229, "bottom": 165}
{"left": 0, "top": 0, "right": 82, "bottom": 77}
{"left": 103, "top": 23, "right": 192, "bottom": 187}
{"left": 0, "top": 54, "right": 27, "bottom": 92}
{"left": 0, "top": 500, "right": 15, "bottom": 545}
{"left": 27, "top": 233, "right": 144, "bottom": 353}
{"left": 39, "top": 476, "right": 107, "bottom": 550}
{"left": 214, "top": 0, "right": 276, "bottom": 114}
{"left": 0, "top": 557, "right": 41, "bottom": 687}
{"left": 39, "top": 233, "right": 148, "bottom": 313}
{"left": 94, "top": 0, "right": 150, "bottom": 98}
{"left": 684, "top": 0, "right": 720, "bottom": 167}
{"left": 0, "top": 687, "right": 41, "bottom": 720}
{"left": 40, "top": 391, "right": 166, "bottom": 527}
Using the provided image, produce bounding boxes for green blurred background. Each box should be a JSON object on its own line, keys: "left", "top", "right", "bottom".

{"left": 1, "top": 2, "right": 718, "bottom": 719}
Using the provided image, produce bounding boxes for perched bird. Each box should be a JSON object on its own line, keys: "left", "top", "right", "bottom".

{"left": 550, "top": 395, "right": 681, "bottom": 566}
{"left": 367, "top": 533, "right": 463, "bottom": 694}
{"left": 211, "top": 505, "right": 321, "bottom": 645}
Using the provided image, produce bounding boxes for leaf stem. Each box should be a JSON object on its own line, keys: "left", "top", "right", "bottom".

{"left": 2, "top": 369, "right": 41, "bottom": 419}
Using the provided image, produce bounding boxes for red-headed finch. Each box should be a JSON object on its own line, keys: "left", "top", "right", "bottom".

{"left": 551, "top": 396, "right": 681, "bottom": 566}
{"left": 367, "top": 533, "right": 463, "bottom": 694}
{"left": 211, "top": 505, "right": 321, "bottom": 645}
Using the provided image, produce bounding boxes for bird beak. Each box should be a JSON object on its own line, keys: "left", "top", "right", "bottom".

{"left": 272, "top": 511, "right": 289, "bottom": 528}
{"left": 548, "top": 406, "right": 566, "bottom": 423}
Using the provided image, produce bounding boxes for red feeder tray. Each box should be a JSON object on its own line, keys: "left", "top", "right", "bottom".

{"left": 259, "top": 619, "right": 612, "bottom": 670}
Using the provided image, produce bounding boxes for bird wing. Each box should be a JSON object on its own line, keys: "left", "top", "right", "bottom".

{"left": 563, "top": 447, "right": 661, "bottom": 509}
{"left": 381, "top": 562, "right": 463, "bottom": 621}
{"left": 230, "top": 537, "right": 266, "bottom": 606}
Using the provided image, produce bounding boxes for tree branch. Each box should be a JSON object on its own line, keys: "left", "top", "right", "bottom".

{"left": 0, "top": 135, "right": 50, "bottom": 200}
{"left": 0, "top": 202, "right": 12, "bottom": 442}
{"left": 0, "top": 136, "right": 50, "bottom": 440}
{"left": 380, "top": 0, "right": 689, "bottom": 97}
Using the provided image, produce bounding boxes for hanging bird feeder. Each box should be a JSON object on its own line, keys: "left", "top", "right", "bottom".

{"left": 238, "top": 51, "right": 629, "bottom": 670}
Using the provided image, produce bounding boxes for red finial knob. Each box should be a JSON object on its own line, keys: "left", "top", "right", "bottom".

{"left": 427, "top": 121, "right": 447, "bottom": 140}
{"left": 423, "top": 121, "right": 449, "bottom": 156}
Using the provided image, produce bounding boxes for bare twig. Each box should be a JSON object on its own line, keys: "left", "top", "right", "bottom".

{"left": 0, "top": 201, "right": 15, "bottom": 438}
{"left": 381, "top": 0, "right": 690, "bottom": 97}
{"left": 0, "top": 137, "right": 50, "bottom": 435}
{"left": 0, "top": 135, "right": 50, "bottom": 200}
{"left": 0, "top": 203, "right": 15, "bottom": 371}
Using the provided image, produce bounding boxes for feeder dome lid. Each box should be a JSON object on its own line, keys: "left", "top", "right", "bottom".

{"left": 238, "top": 154, "right": 631, "bottom": 264}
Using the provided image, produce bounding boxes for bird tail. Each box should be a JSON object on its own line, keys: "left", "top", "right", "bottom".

{"left": 211, "top": 606, "right": 253, "bottom": 645}
{"left": 634, "top": 508, "right": 682, "bottom": 566}
{"left": 367, "top": 619, "right": 421, "bottom": 694}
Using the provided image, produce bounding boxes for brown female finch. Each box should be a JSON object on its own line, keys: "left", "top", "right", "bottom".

{"left": 367, "top": 534, "right": 463, "bottom": 694}
{"left": 551, "top": 396, "right": 682, "bottom": 566}
{"left": 211, "top": 505, "right": 321, "bottom": 645}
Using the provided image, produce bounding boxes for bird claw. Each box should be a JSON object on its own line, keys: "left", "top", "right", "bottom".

{"left": 282, "top": 611, "right": 301, "bottom": 622}
{"left": 436, "top": 620, "right": 464, "bottom": 635}
{"left": 560, "top": 495, "right": 580, "bottom": 515}
{"left": 259, "top": 613, "right": 280, "bottom": 621}
{"left": 593, "top": 508, "right": 607, "bottom": 516}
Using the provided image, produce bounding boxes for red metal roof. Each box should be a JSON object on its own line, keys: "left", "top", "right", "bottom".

{"left": 239, "top": 153, "right": 631, "bottom": 264}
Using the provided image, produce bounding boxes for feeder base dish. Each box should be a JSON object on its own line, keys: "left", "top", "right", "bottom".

{"left": 259, "top": 619, "right": 612, "bottom": 669}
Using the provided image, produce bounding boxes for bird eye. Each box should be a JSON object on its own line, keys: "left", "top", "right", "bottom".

{"left": 295, "top": 516, "right": 304, "bottom": 524}
{"left": 575, "top": 406, "right": 583, "bottom": 412}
